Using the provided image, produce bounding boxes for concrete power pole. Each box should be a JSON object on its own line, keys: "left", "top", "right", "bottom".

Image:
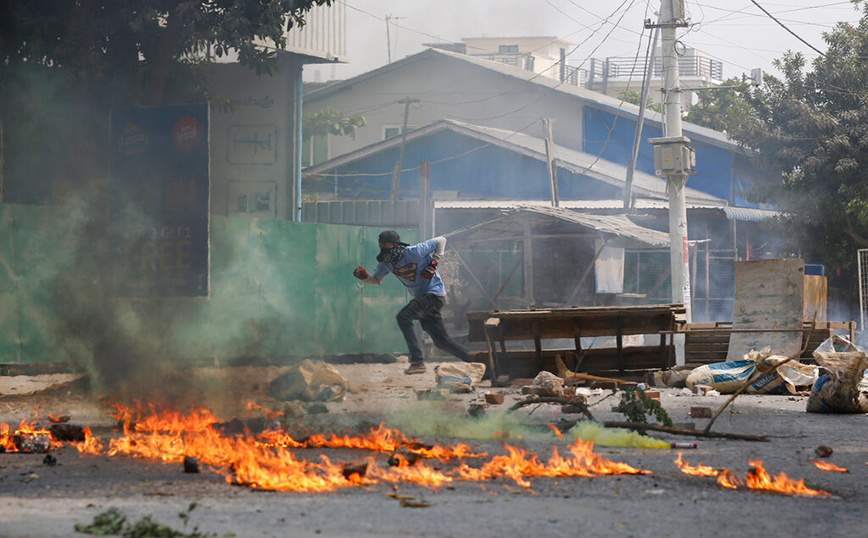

{"left": 649, "top": 0, "right": 696, "bottom": 322}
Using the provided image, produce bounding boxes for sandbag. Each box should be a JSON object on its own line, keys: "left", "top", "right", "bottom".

{"left": 686, "top": 347, "right": 770, "bottom": 394}
{"left": 745, "top": 356, "right": 818, "bottom": 395}
{"left": 268, "top": 359, "right": 348, "bottom": 402}
{"left": 435, "top": 362, "right": 486, "bottom": 390}
{"left": 806, "top": 349, "right": 868, "bottom": 413}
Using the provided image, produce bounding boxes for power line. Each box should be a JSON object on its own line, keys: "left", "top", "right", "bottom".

{"left": 748, "top": 0, "right": 826, "bottom": 56}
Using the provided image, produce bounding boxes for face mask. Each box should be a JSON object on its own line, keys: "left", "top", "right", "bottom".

{"left": 377, "top": 245, "right": 405, "bottom": 264}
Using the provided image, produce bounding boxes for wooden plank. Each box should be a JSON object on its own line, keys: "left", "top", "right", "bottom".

{"left": 727, "top": 259, "right": 805, "bottom": 361}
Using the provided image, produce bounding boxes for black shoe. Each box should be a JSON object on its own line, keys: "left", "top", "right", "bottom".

{"left": 405, "top": 362, "right": 426, "bottom": 375}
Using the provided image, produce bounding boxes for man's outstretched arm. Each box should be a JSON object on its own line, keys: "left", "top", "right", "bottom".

{"left": 353, "top": 266, "right": 385, "bottom": 285}
{"left": 431, "top": 236, "right": 447, "bottom": 260}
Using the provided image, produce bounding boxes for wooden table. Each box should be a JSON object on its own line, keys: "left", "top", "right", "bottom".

{"left": 466, "top": 304, "right": 687, "bottom": 380}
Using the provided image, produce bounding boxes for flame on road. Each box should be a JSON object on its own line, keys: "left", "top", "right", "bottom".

{"left": 813, "top": 459, "right": 848, "bottom": 473}
{"left": 713, "top": 460, "right": 831, "bottom": 496}
{"left": 674, "top": 454, "right": 832, "bottom": 497}
{"left": 0, "top": 419, "right": 56, "bottom": 452}
{"left": 42, "top": 403, "right": 652, "bottom": 492}
{"left": 674, "top": 451, "right": 720, "bottom": 477}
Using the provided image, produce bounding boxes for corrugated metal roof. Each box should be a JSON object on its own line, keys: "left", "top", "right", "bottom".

{"left": 435, "top": 200, "right": 781, "bottom": 223}
{"left": 443, "top": 204, "right": 670, "bottom": 248}
{"left": 722, "top": 206, "right": 781, "bottom": 221}
{"left": 304, "top": 119, "right": 726, "bottom": 205}
{"left": 435, "top": 199, "right": 715, "bottom": 210}
{"left": 305, "top": 48, "right": 739, "bottom": 151}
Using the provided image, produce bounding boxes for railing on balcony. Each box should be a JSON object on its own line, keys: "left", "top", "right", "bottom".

{"left": 471, "top": 53, "right": 535, "bottom": 72}
{"left": 585, "top": 54, "right": 724, "bottom": 91}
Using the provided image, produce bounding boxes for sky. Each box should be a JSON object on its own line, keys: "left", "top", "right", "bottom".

{"left": 304, "top": 0, "right": 864, "bottom": 83}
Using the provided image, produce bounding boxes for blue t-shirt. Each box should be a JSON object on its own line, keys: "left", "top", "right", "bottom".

{"left": 373, "top": 239, "right": 445, "bottom": 298}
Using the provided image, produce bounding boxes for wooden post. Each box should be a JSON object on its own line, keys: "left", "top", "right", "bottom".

{"left": 522, "top": 217, "right": 535, "bottom": 307}
{"left": 419, "top": 161, "right": 430, "bottom": 239}
{"left": 483, "top": 317, "right": 501, "bottom": 381}
{"left": 542, "top": 119, "right": 559, "bottom": 208}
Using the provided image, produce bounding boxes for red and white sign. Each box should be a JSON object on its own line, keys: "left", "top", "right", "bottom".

{"left": 173, "top": 115, "right": 202, "bottom": 151}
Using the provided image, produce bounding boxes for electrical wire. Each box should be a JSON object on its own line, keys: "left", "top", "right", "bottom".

{"left": 748, "top": 0, "right": 826, "bottom": 56}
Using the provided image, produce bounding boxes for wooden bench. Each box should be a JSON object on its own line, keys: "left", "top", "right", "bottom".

{"left": 466, "top": 304, "right": 686, "bottom": 380}
{"left": 680, "top": 321, "right": 856, "bottom": 364}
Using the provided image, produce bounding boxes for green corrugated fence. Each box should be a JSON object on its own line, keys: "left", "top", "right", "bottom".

{"left": 0, "top": 203, "right": 415, "bottom": 365}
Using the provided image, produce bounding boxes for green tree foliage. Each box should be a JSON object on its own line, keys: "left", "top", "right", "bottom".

{"left": 617, "top": 88, "right": 661, "bottom": 113}
{"left": 302, "top": 107, "right": 366, "bottom": 140}
{"left": 683, "top": 77, "right": 754, "bottom": 134}
{"left": 725, "top": 1, "right": 868, "bottom": 269}
{"left": 0, "top": 0, "right": 334, "bottom": 107}
{"left": 0, "top": 1, "right": 332, "bottom": 195}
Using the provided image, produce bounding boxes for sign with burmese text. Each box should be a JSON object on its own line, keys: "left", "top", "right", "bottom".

{"left": 109, "top": 104, "right": 209, "bottom": 297}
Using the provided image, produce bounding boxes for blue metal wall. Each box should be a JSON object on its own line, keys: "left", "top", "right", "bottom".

{"left": 581, "top": 107, "right": 768, "bottom": 207}
{"left": 308, "top": 130, "right": 621, "bottom": 201}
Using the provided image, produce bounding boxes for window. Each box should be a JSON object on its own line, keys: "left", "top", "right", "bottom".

{"left": 499, "top": 45, "right": 519, "bottom": 53}
{"left": 302, "top": 133, "right": 328, "bottom": 167}
{"left": 383, "top": 125, "right": 417, "bottom": 140}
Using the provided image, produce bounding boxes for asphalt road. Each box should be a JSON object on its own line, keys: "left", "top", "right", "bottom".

{"left": 1, "top": 362, "right": 866, "bottom": 538}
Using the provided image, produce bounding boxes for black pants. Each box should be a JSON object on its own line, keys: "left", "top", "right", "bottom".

{"left": 396, "top": 294, "right": 468, "bottom": 364}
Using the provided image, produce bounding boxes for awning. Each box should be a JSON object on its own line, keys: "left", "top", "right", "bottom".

{"left": 443, "top": 205, "right": 670, "bottom": 248}
{"left": 722, "top": 206, "right": 781, "bottom": 221}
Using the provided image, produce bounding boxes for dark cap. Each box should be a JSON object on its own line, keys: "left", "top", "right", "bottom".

{"left": 378, "top": 230, "right": 402, "bottom": 244}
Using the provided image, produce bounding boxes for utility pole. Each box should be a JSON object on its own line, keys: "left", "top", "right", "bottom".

{"left": 385, "top": 15, "right": 405, "bottom": 64}
{"left": 542, "top": 119, "right": 559, "bottom": 207}
{"left": 624, "top": 27, "right": 659, "bottom": 210}
{"left": 385, "top": 15, "right": 393, "bottom": 63}
{"left": 648, "top": 0, "right": 695, "bottom": 322}
{"left": 390, "top": 97, "right": 419, "bottom": 200}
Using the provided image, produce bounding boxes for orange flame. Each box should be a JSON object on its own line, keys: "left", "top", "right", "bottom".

{"left": 674, "top": 451, "right": 721, "bottom": 477}
{"left": 745, "top": 460, "right": 831, "bottom": 496}
{"left": 0, "top": 419, "right": 57, "bottom": 452}
{"left": 548, "top": 424, "right": 563, "bottom": 438}
{"left": 714, "top": 460, "right": 830, "bottom": 496}
{"left": 717, "top": 469, "right": 741, "bottom": 489}
{"left": 813, "top": 459, "right": 848, "bottom": 473}
{"left": 246, "top": 400, "right": 284, "bottom": 420}
{"left": 10, "top": 403, "right": 654, "bottom": 493}
{"left": 72, "top": 426, "right": 104, "bottom": 455}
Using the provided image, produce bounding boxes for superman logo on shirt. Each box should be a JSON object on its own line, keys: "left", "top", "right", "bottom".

{"left": 394, "top": 263, "right": 417, "bottom": 281}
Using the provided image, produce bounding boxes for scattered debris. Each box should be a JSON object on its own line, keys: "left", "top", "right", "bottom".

{"left": 183, "top": 456, "right": 200, "bottom": 473}
{"left": 388, "top": 446, "right": 422, "bottom": 467}
{"left": 807, "top": 336, "right": 868, "bottom": 413}
{"left": 303, "top": 403, "right": 329, "bottom": 415}
{"left": 435, "top": 363, "right": 486, "bottom": 392}
{"left": 601, "top": 421, "right": 770, "bottom": 442}
{"left": 341, "top": 460, "right": 368, "bottom": 482}
{"left": 400, "top": 500, "right": 431, "bottom": 508}
{"left": 50, "top": 423, "right": 86, "bottom": 443}
{"left": 13, "top": 433, "right": 51, "bottom": 453}
{"left": 689, "top": 407, "right": 713, "bottom": 419}
{"left": 467, "top": 404, "right": 486, "bottom": 418}
{"left": 268, "top": 359, "right": 348, "bottom": 402}
{"left": 531, "top": 371, "right": 564, "bottom": 396}
{"left": 416, "top": 388, "right": 448, "bottom": 401}
{"left": 483, "top": 393, "right": 504, "bottom": 405}
{"left": 509, "top": 396, "right": 594, "bottom": 421}
{"left": 814, "top": 445, "right": 834, "bottom": 458}
{"left": 42, "top": 454, "right": 57, "bottom": 466}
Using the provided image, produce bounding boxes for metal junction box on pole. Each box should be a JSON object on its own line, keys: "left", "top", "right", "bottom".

{"left": 649, "top": 136, "right": 696, "bottom": 176}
